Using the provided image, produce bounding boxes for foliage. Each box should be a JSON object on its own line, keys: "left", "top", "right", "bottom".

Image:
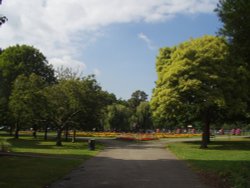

{"left": 135, "top": 101, "right": 153, "bottom": 130}
{"left": 44, "top": 75, "right": 107, "bottom": 145}
{"left": 0, "top": 15, "right": 7, "bottom": 26}
{"left": 0, "top": 45, "right": 55, "bottom": 131}
{"left": 104, "top": 104, "right": 131, "bottom": 131}
{"left": 215, "top": 0, "right": 250, "bottom": 64}
{"left": 9, "top": 74, "right": 47, "bottom": 138}
{"left": 128, "top": 90, "right": 148, "bottom": 110}
{"left": 215, "top": 0, "right": 250, "bottom": 124}
{"left": 151, "top": 36, "right": 233, "bottom": 148}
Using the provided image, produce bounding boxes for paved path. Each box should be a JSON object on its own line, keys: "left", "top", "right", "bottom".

{"left": 49, "top": 139, "right": 210, "bottom": 188}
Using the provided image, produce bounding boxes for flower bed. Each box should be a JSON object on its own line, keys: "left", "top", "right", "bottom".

{"left": 117, "top": 133, "right": 158, "bottom": 141}
{"left": 116, "top": 133, "right": 201, "bottom": 141}
{"left": 69, "top": 131, "right": 118, "bottom": 138}
{"left": 17, "top": 131, "right": 201, "bottom": 140}
{"left": 154, "top": 133, "right": 201, "bottom": 139}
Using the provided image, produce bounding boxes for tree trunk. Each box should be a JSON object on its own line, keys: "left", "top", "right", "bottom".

{"left": 14, "top": 122, "right": 19, "bottom": 139}
{"left": 9, "top": 124, "right": 13, "bottom": 136}
{"left": 44, "top": 124, "right": 48, "bottom": 141}
{"left": 200, "top": 115, "right": 210, "bottom": 149}
{"left": 32, "top": 124, "right": 37, "bottom": 138}
{"left": 72, "top": 129, "right": 76, "bottom": 143}
{"left": 56, "top": 128, "right": 63, "bottom": 146}
{"left": 64, "top": 126, "right": 69, "bottom": 141}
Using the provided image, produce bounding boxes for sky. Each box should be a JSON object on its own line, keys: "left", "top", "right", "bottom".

{"left": 0, "top": 0, "right": 221, "bottom": 100}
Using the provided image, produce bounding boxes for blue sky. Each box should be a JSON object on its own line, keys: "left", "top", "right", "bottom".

{"left": 83, "top": 13, "right": 221, "bottom": 99}
{"left": 0, "top": 0, "right": 220, "bottom": 99}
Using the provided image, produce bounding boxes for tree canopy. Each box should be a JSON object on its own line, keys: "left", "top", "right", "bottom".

{"left": 0, "top": 45, "right": 56, "bottom": 130}
{"left": 151, "top": 35, "right": 234, "bottom": 148}
{"left": 215, "top": 0, "right": 250, "bottom": 64}
{"left": 215, "top": 0, "right": 250, "bottom": 123}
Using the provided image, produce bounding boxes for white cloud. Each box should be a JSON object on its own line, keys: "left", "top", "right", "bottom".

{"left": 93, "top": 68, "right": 101, "bottom": 77}
{"left": 0, "top": 0, "right": 217, "bottom": 70}
{"left": 138, "top": 32, "right": 157, "bottom": 50}
{"left": 50, "top": 56, "right": 86, "bottom": 74}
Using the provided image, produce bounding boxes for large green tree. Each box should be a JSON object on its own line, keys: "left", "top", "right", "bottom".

{"left": 215, "top": 0, "right": 250, "bottom": 123}
{"left": 8, "top": 74, "right": 47, "bottom": 139}
{"left": 151, "top": 36, "right": 235, "bottom": 148}
{"left": 215, "top": 0, "right": 250, "bottom": 64}
{"left": 0, "top": 45, "right": 56, "bottom": 131}
{"left": 45, "top": 76, "right": 105, "bottom": 146}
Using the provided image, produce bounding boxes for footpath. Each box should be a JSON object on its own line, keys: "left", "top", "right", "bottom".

{"left": 49, "top": 139, "right": 210, "bottom": 188}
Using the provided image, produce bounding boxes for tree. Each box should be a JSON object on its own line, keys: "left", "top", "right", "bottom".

{"left": 45, "top": 75, "right": 105, "bottom": 146}
{"left": 9, "top": 74, "right": 47, "bottom": 139}
{"left": 215, "top": 0, "right": 250, "bottom": 64}
{"left": 135, "top": 102, "right": 153, "bottom": 130}
{"left": 215, "top": 0, "right": 250, "bottom": 124}
{"left": 104, "top": 104, "right": 131, "bottom": 131}
{"left": 128, "top": 90, "right": 148, "bottom": 110}
{"left": 151, "top": 36, "right": 234, "bottom": 148}
{"left": 0, "top": 45, "right": 56, "bottom": 133}
{"left": 45, "top": 79, "right": 82, "bottom": 146}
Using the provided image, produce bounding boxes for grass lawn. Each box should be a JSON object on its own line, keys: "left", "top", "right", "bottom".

{"left": 167, "top": 137, "right": 250, "bottom": 188}
{"left": 0, "top": 133, "right": 102, "bottom": 188}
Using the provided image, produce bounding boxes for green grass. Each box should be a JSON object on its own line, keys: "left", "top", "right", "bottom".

{"left": 0, "top": 133, "right": 103, "bottom": 188}
{"left": 168, "top": 137, "right": 250, "bottom": 188}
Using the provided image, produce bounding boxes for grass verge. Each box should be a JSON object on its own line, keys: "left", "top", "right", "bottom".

{"left": 167, "top": 137, "right": 250, "bottom": 188}
{"left": 0, "top": 134, "right": 103, "bottom": 188}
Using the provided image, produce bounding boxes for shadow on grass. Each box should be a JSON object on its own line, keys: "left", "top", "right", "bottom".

{"left": 182, "top": 138, "right": 250, "bottom": 151}
{"left": 2, "top": 137, "right": 102, "bottom": 160}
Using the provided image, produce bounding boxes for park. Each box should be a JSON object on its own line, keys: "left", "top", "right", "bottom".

{"left": 1, "top": 0, "right": 250, "bottom": 188}
{"left": 0, "top": 131, "right": 250, "bottom": 188}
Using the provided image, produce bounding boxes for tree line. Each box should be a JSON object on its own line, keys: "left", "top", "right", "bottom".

{"left": 0, "top": 45, "right": 153, "bottom": 145}
{"left": 1, "top": 0, "right": 250, "bottom": 148}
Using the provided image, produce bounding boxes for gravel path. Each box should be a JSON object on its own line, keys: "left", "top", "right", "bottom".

{"left": 49, "top": 139, "right": 210, "bottom": 188}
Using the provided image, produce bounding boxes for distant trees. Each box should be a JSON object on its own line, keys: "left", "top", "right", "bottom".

{"left": 135, "top": 102, "right": 153, "bottom": 130}
{"left": 103, "top": 90, "right": 153, "bottom": 131}
{"left": 128, "top": 90, "right": 148, "bottom": 110}
{"left": 104, "top": 104, "right": 131, "bottom": 131}
{"left": 0, "top": 44, "right": 120, "bottom": 145}
{"left": 0, "top": 43, "right": 153, "bottom": 145}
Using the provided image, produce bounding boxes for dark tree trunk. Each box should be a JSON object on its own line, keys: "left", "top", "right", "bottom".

{"left": 9, "top": 124, "right": 13, "bottom": 136}
{"left": 44, "top": 124, "right": 48, "bottom": 141}
{"left": 72, "top": 129, "right": 76, "bottom": 143}
{"left": 64, "top": 126, "right": 69, "bottom": 141}
{"left": 200, "top": 114, "right": 210, "bottom": 149}
{"left": 14, "top": 122, "right": 19, "bottom": 139}
{"left": 56, "top": 128, "right": 63, "bottom": 146}
{"left": 32, "top": 124, "right": 37, "bottom": 138}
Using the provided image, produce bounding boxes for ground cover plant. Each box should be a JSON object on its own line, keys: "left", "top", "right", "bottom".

{"left": 0, "top": 133, "right": 102, "bottom": 188}
{"left": 168, "top": 137, "right": 250, "bottom": 188}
